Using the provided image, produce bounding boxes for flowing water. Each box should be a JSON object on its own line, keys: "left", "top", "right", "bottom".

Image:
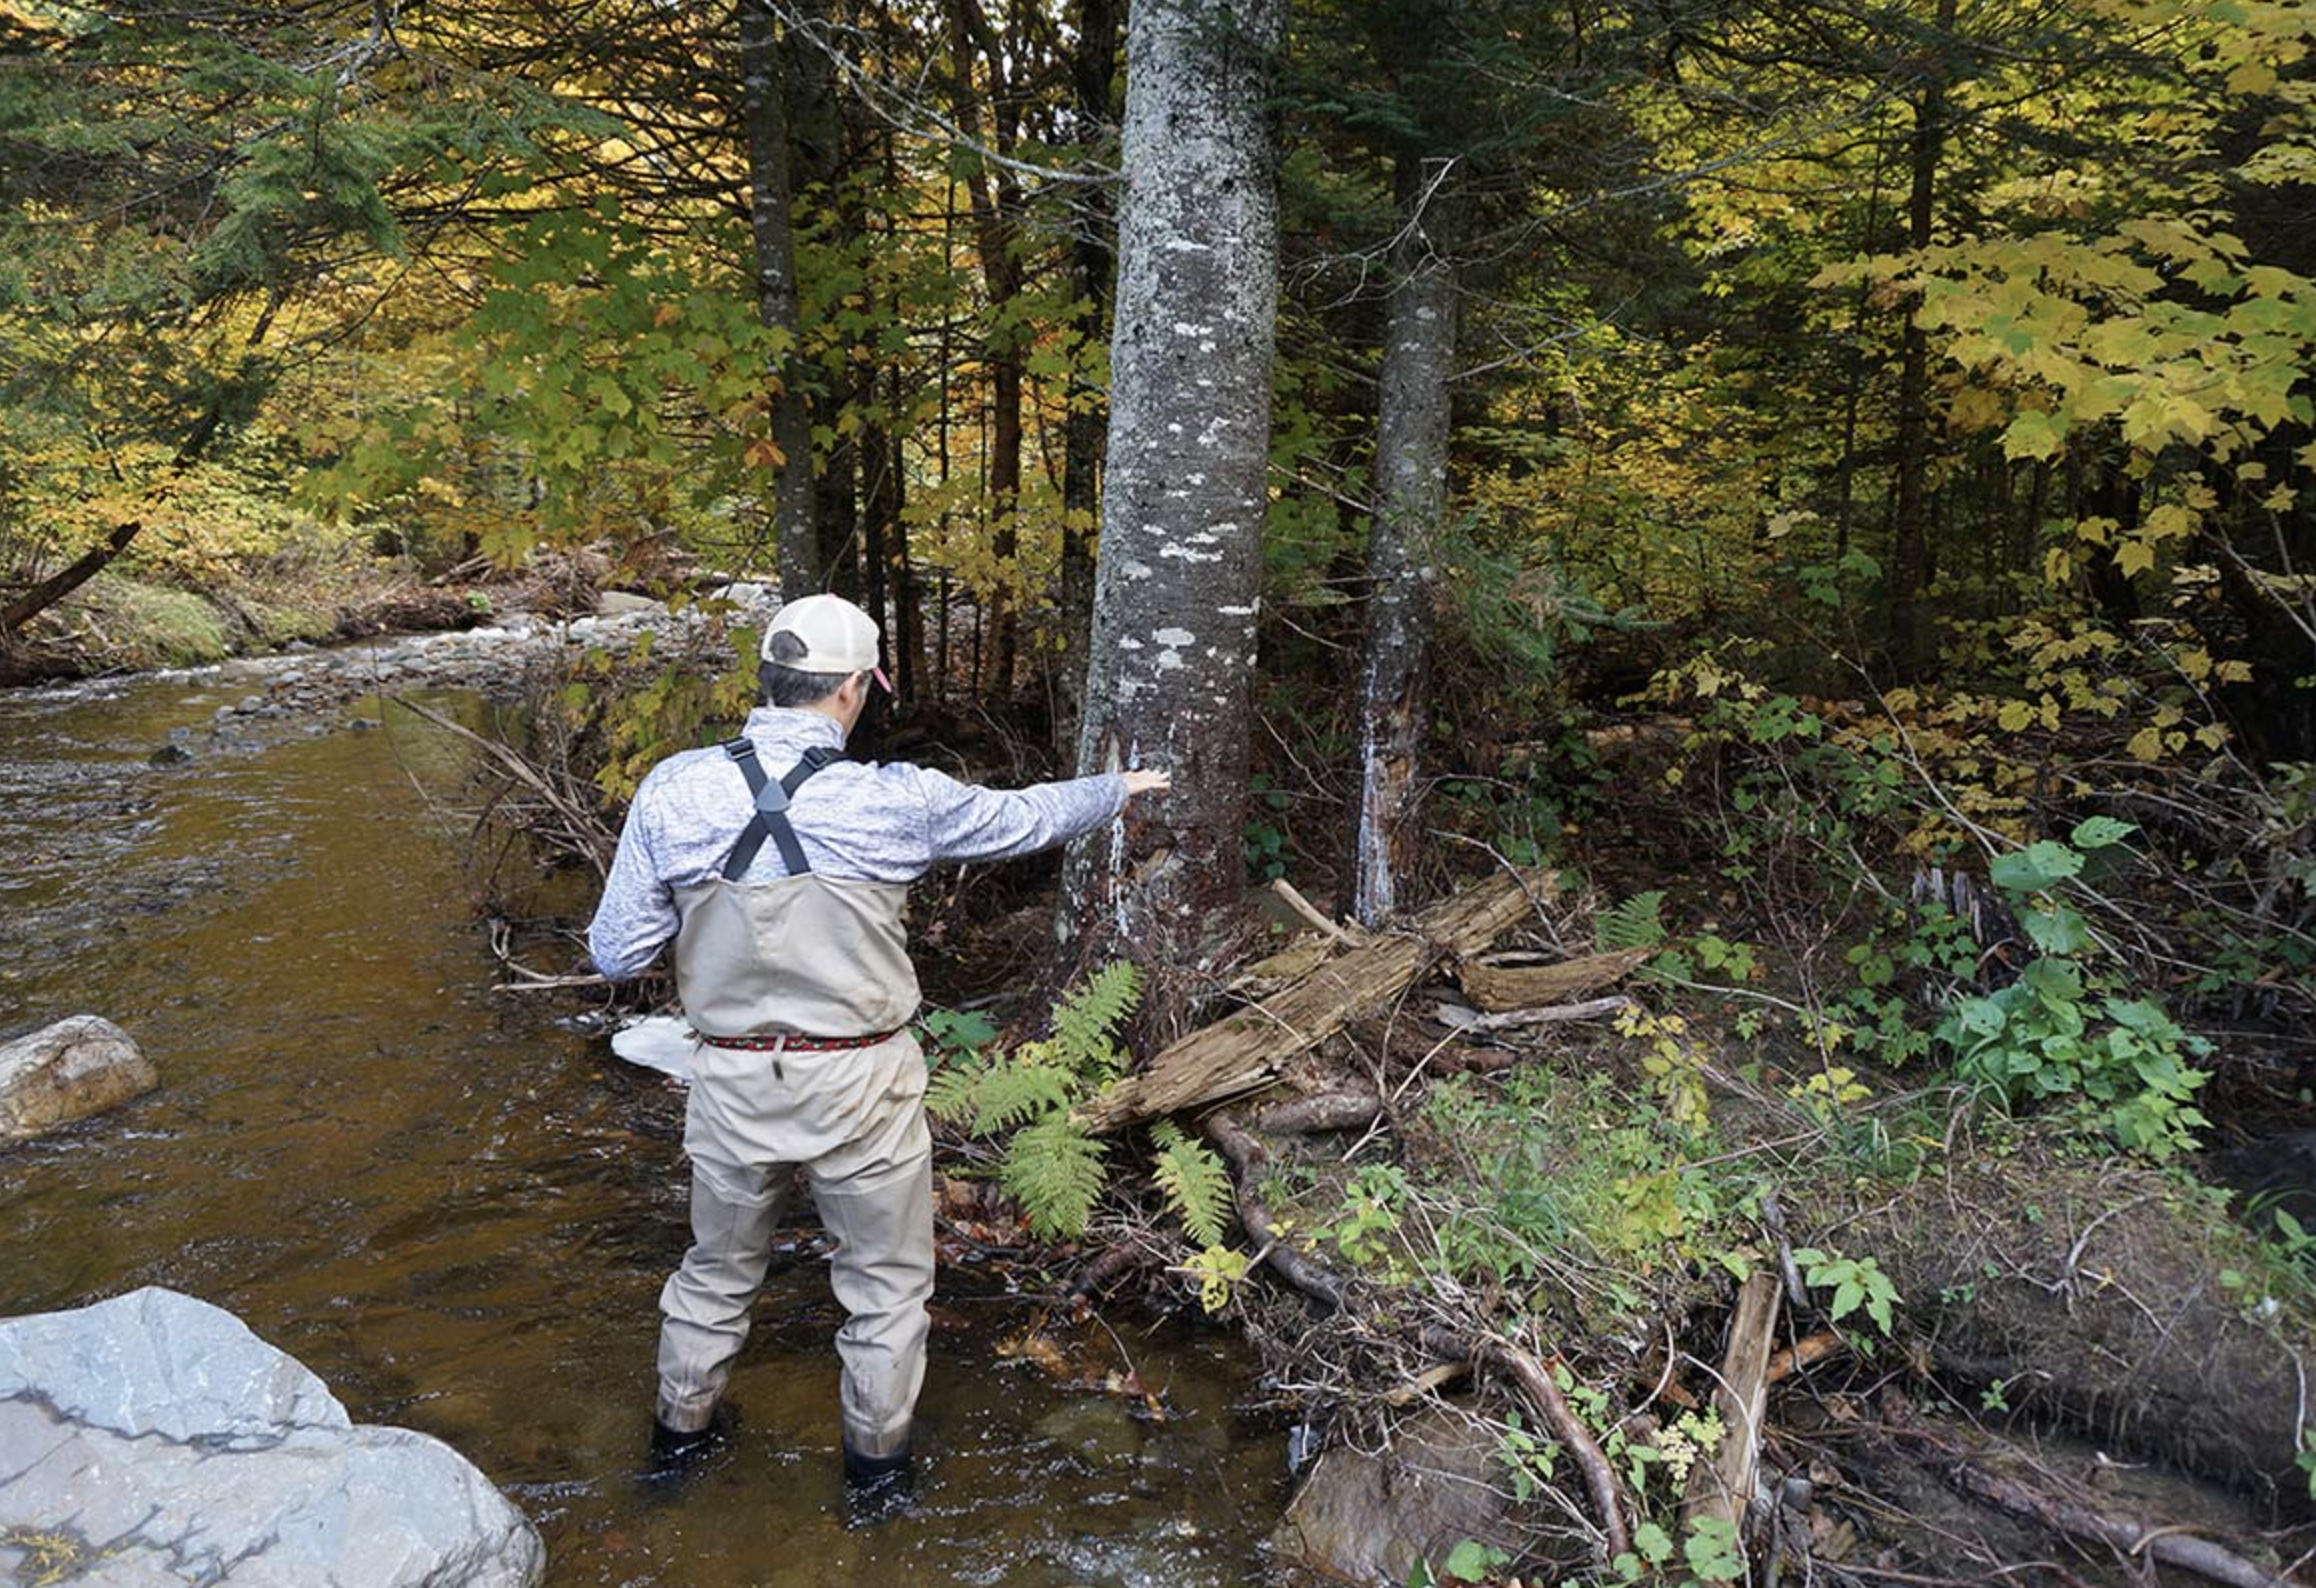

{"left": 0, "top": 666, "right": 1285, "bottom": 1586}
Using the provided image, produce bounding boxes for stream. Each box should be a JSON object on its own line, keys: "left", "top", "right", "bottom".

{"left": 0, "top": 658, "right": 1286, "bottom": 1586}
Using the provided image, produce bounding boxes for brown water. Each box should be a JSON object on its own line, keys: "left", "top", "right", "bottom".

{"left": 0, "top": 670, "right": 1284, "bottom": 1586}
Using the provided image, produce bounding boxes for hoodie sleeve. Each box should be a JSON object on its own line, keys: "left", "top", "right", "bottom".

{"left": 913, "top": 766, "right": 1130, "bottom": 867}
{"left": 588, "top": 779, "right": 682, "bottom": 979}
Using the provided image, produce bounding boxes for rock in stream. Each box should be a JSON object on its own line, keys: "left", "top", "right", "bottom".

{"left": 0, "top": 1016, "right": 157, "bottom": 1140}
{"left": 0, "top": 1288, "right": 544, "bottom": 1587}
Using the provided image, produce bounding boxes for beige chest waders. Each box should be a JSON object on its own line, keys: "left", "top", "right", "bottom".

{"left": 654, "top": 737, "right": 933, "bottom": 1461}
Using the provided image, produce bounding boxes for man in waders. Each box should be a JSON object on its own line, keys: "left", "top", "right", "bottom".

{"left": 586, "top": 593, "right": 1165, "bottom": 1508}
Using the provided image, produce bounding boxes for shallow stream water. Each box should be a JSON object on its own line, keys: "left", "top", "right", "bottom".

{"left": 0, "top": 664, "right": 1284, "bottom": 1586}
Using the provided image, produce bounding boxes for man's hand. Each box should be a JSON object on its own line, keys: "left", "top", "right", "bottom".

{"left": 1121, "top": 767, "right": 1170, "bottom": 799}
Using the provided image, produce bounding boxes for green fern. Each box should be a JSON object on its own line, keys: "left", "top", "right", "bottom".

{"left": 1597, "top": 889, "right": 1668, "bottom": 953}
{"left": 968, "top": 1057, "right": 1081, "bottom": 1135}
{"left": 924, "top": 1059, "right": 980, "bottom": 1125}
{"left": 1052, "top": 960, "right": 1142, "bottom": 1082}
{"left": 1150, "top": 1120, "right": 1234, "bottom": 1248}
{"left": 925, "top": 965, "right": 1147, "bottom": 1237}
{"left": 1001, "top": 1115, "right": 1109, "bottom": 1239}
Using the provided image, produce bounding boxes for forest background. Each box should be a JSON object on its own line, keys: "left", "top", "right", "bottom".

{"left": 7, "top": 0, "right": 2316, "bottom": 1578}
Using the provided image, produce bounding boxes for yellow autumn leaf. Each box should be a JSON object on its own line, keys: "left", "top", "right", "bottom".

{"left": 2116, "top": 538, "right": 2156, "bottom": 576}
{"left": 1998, "top": 700, "right": 2034, "bottom": 731}
{"left": 2195, "top": 723, "right": 2231, "bottom": 749}
{"left": 2127, "top": 726, "right": 2167, "bottom": 761}
{"left": 2177, "top": 647, "right": 2212, "bottom": 682}
{"left": 2226, "top": 60, "right": 2278, "bottom": 94}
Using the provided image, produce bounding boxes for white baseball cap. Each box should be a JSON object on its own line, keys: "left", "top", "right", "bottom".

{"left": 763, "top": 594, "right": 890, "bottom": 690}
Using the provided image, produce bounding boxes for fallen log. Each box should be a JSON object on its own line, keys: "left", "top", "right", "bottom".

{"left": 1456, "top": 946, "right": 1652, "bottom": 1014}
{"left": 1079, "top": 868, "right": 1554, "bottom": 1132}
{"left": 1683, "top": 1272, "right": 1781, "bottom": 1540}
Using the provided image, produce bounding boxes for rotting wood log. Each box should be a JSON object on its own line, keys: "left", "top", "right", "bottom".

{"left": 1079, "top": 867, "right": 1554, "bottom": 1131}
{"left": 1455, "top": 946, "right": 1651, "bottom": 1014}
{"left": 1896, "top": 1426, "right": 2306, "bottom": 1588}
{"left": 1206, "top": 1107, "right": 1347, "bottom": 1311}
{"left": 1683, "top": 1272, "right": 1781, "bottom": 1540}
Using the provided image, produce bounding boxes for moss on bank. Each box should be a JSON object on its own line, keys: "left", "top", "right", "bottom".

{"left": 4, "top": 566, "right": 466, "bottom": 681}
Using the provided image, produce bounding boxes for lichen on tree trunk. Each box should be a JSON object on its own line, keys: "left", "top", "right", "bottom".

{"left": 1347, "top": 155, "right": 1459, "bottom": 927}
{"left": 1061, "top": 0, "right": 1285, "bottom": 972}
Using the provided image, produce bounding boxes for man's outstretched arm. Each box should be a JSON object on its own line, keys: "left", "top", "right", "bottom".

{"left": 915, "top": 766, "right": 1169, "bottom": 867}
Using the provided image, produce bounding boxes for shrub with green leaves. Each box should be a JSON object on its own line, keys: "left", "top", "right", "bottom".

{"left": 1937, "top": 818, "right": 2211, "bottom": 1160}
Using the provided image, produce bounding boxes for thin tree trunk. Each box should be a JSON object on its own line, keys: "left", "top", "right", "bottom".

{"left": 1886, "top": 0, "right": 1958, "bottom": 676}
{"left": 947, "top": 0, "right": 1026, "bottom": 700}
{"left": 739, "top": 0, "right": 820, "bottom": 598}
{"left": 1061, "top": 0, "right": 1285, "bottom": 973}
{"left": 890, "top": 360, "right": 921, "bottom": 698}
{"left": 1055, "top": 0, "right": 1119, "bottom": 760}
{"left": 1346, "top": 155, "right": 1459, "bottom": 927}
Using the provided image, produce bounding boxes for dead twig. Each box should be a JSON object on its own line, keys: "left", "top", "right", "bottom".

{"left": 1434, "top": 994, "right": 1633, "bottom": 1033}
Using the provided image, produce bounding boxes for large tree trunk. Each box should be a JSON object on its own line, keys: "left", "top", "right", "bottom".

{"left": 1346, "top": 155, "right": 1459, "bottom": 927}
{"left": 1885, "top": 0, "right": 1957, "bottom": 677}
{"left": 739, "top": 0, "right": 820, "bottom": 598}
{"left": 1054, "top": 0, "right": 1120, "bottom": 761}
{"left": 1060, "top": 0, "right": 1284, "bottom": 972}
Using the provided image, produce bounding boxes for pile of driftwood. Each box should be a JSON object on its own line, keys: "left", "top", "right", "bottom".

{"left": 1062, "top": 867, "right": 2312, "bottom": 1588}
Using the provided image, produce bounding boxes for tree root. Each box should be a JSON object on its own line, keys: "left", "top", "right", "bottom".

{"left": 1248, "top": 1090, "right": 1384, "bottom": 1135}
{"left": 1062, "top": 1240, "right": 1163, "bottom": 1304}
{"left": 1205, "top": 1107, "right": 1347, "bottom": 1311}
{"left": 1417, "top": 1326, "right": 1633, "bottom": 1561}
{"left": 1896, "top": 1426, "right": 2305, "bottom": 1588}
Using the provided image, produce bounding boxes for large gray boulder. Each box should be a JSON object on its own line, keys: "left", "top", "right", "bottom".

{"left": 1272, "top": 1409, "right": 1529, "bottom": 1585}
{"left": 0, "top": 1016, "right": 157, "bottom": 1139}
{"left": 0, "top": 1288, "right": 544, "bottom": 1587}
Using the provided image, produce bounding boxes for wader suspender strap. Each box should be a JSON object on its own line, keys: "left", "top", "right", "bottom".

{"left": 719, "top": 740, "right": 841, "bottom": 881}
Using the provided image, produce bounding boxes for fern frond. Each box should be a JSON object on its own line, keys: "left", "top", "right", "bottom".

{"left": 924, "top": 1058, "right": 983, "bottom": 1125}
{"left": 1000, "top": 1115, "right": 1110, "bottom": 1240}
{"left": 968, "top": 1058, "right": 1079, "bottom": 1136}
{"left": 1597, "top": 890, "right": 1667, "bottom": 953}
{"left": 1053, "top": 961, "right": 1142, "bottom": 1079}
{"left": 1152, "top": 1128, "right": 1233, "bottom": 1248}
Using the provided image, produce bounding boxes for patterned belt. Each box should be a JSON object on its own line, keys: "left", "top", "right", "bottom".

{"left": 695, "top": 1027, "right": 903, "bottom": 1053}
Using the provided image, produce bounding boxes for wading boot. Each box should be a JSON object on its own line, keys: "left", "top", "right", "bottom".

{"left": 642, "top": 1403, "right": 736, "bottom": 1488}
{"left": 842, "top": 1443, "right": 915, "bottom": 1526}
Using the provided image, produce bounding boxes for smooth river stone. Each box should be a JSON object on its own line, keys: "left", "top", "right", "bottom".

{"left": 0, "top": 1015, "right": 157, "bottom": 1140}
{"left": 0, "top": 1288, "right": 544, "bottom": 1588}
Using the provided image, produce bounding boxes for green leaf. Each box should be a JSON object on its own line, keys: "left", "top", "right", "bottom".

{"left": 2023, "top": 905, "right": 2091, "bottom": 956}
{"left": 1441, "top": 1539, "right": 1498, "bottom": 1582}
{"left": 1990, "top": 841, "right": 2085, "bottom": 893}
{"left": 2070, "top": 816, "right": 2136, "bottom": 851}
